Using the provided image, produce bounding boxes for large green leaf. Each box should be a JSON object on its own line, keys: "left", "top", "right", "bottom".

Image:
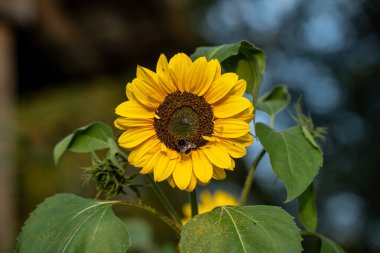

{"left": 16, "top": 194, "right": 130, "bottom": 253}
{"left": 191, "top": 41, "right": 265, "bottom": 103}
{"left": 298, "top": 185, "right": 318, "bottom": 232}
{"left": 54, "top": 122, "right": 113, "bottom": 164}
{"left": 256, "top": 123, "right": 323, "bottom": 202}
{"left": 256, "top": 85, "right": 291, "bottom": 117}
{"left": 179, "top": 205, "right": 302, "bottom": 253}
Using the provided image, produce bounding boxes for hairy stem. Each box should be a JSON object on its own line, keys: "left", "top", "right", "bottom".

{"left": 115, "top": 201, "right": 181, "bottom": 236}
{"left": 239, "top": 149, "right": 266, "bottom": 206}
{"left": 189, "top": 189, "right": 199, "bottom": 217}
{"left": 145, "top": 175, "right": 182, "bottom": 227}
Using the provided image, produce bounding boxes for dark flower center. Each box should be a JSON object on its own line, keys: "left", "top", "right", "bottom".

{"left": 154, "top": 91, "right": 214, "bottom": 153}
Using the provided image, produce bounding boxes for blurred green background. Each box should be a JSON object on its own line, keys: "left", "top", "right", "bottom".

{"left": 0, "top": 0, "right": 379, "bottom": 252}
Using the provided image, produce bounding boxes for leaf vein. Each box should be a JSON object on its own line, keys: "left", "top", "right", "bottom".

{"left": 222, "top": 207, "right": 247, "bottom": 253}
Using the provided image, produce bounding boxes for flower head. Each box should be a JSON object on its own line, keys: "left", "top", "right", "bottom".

{"left": 115, "top": 53, "right": 254, "bottom": 191}
{"left": 182, "top": 190, "right": 238, "bottom": 223}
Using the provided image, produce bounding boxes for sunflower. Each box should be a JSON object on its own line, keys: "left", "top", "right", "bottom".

{"left": 115, "top": 53, "right": 254, "bottom": 191}
{"left": 182, "top": 190, "right": 238, "bottom": 223}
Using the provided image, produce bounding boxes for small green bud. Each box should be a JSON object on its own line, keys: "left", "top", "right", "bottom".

{"left": 83, "top": 153, "right": 140, "bottom": 198}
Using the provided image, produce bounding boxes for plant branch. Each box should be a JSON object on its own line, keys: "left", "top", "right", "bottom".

{"left": 114, "top": 201, "right": 181, "bottom": 236}
{"left": 189, "top": 189, "right": 198, "bottom": 217}
{"left": 145, "top": 175, "right": 182, "bottom": 227}
{"left": 239, "top": 149, "right": 266, "bottom": 206}
{"left": 114, "top": 148, "right": 182, "bottom": 228}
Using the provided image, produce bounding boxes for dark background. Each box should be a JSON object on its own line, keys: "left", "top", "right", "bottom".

{"left": 0, "top": 0, "right": 379, "bottom": 252}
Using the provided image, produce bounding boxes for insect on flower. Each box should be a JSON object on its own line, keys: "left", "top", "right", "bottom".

{"left": 177, "top": 139, "right": 197, "bottom": 155}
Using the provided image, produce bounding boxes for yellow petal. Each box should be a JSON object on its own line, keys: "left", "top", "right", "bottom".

{"left": 213, "top": 96, "right": 253, "bottom": 118}
{"left": 186, "top": 173, "right": 197, "bottom": 192}
{"left": 167, "top": 149, "right": 180, "bottom": 159}
{"left": 115, "top": 100, "right": 155, "bottom": 118}
{"left": 214, "top": 119, "right": 250, "bottom": 138}
{"left": 192, "top": 150, "right": 213, "bottom": 183}
{"left": 132, "top": 78, "right": 164, "bottom": 108}
{"left": 129, "top": 152, "right": 150, "bottom": 168}
{"left": 204, "top": 73, "right": 238, "bottom": 104}
{"left": 157, "top": 54, "right": 169, "bottom": 73}
{"left": 200, "top": 191, "right": 212, "bottom": 204}
{"left": 228, "top": 79, "right": 246, "bottom": 97}
{"left": 185, "top": 57, "right": 214, "bottom": 94}
{"left": 167, "top": 175, "right": 176, "bottom": 188}
{"left": 217, "top": 137, "right": 247, "bottom": 158}
{"left": 202, "top": 143, "right": 231, "bottom": 169}
{"left": 118, "top": 127, "right": 156, "bottom": 148}
{"left": 202, "top": 135, "right": 220, "bottom": 142}
{"left": 213, "top": 167, "right": 226, "bottom": 180}
{"left": 154, "top": 153, "right": 169, "bottom": 181}
{"left": 228, "top": 158, "right": 235, "bottom": 170}
{"left": 214, "top": 191, "right": 238, "bottom": 206}
{"left": 126, "top": 83, "right": 136, "bottom": 101}
{"left": 154, "top": 155, "right": 177, "bottom": 182}
{"left": 198, "top": 59, "right": 221, "bottom": 96}
{"left": 182, "top": 202, "right": 191, "bottom": 218}
{"left": 156, "top": 54, "right": 176, "bottom": 93}
{"left": 173, "top": 156, "right": 192, "bottom": 190}
{"left": 233, "top": 133, "right": 254, "bottom": 147}
{"left": 211, "top": 59, "right": 222, "bottom": 83}
{"left": 168, "top": 53, "right": 192, "bottom": 92}
{"left": 140, "top": 151, "right": 161, "bottom": 174}
{"left": 114, "top": 117, "right": 153, "bottom": 129}
{"left": 229, "top": 107, "right": 254, "bottom": 123}
{"left": 137, "top": 65, "right": 159, "bottom": 87}
{"left": 128, "top": 137, "right": 161, "bottom": 167}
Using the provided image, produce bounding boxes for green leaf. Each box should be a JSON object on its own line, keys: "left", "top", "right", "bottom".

{"left": 256, "top": 85, "right": 291, "bottom": 116}
{"left": 16, "top": 193, "right": 130, "bottom": 253}
{"left": 54, "top": 122, "right": 113, "bottom": 165}
{"left": 124, "top": 218, "right": 153, "bottom": 250}
{"left": 298, "top": 185, "right": 318, "bottom": 232}
{"left": 179, "top": 205, "right": 302, "bottom": 253}
{"left": 256, "top": 123, "right": 323, "bottom": 202}
{"left": 303, "top": 232, "right": 345, "bottom": 253}
{"left": 191, "top": 41, "right": 265, "bottom": 103}
{"left": 319, "top": 234, "right": 345, "bottom": 253}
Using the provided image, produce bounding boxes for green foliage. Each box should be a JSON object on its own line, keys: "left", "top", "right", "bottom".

{"left": 191, "top": 40, "right": 265, "bottom": 103}
{"left": 16, "top": 42, "right": 347, "bottom": 253}
{"left": 179, "top": 205, "right": 302, "bottom": 253}
{"left": 123, "top": 218, "right": 157, "bottom": 252}
{"left": 53, "top": 122, "right": 113, "bottom": 164}
{"left": 256, "top": 85, "right": 291, "bottom": 117}
{"left": 16, "top": 194, "right": 130, "bottom": 253}
{"left": 84, "top": 154, "right": 130, "bottom": 198}
{"left": 303, "top": 232, "right": 346, "bottom": 253}
{"left": 293, "top": 98, "right": 327, "bottom": 151}
{"left": 318, "top": 234, "right": 346, "bottom": 253}
{"left": 256, "top": 123, "right": 323, "bottom": 202}
{"left": 298, "top": 185, "right": 318, "bottom": 232}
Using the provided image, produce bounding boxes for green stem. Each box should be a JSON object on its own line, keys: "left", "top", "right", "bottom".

{"left": 145, "top": 175, "right": 182, "bottom": 227}
{"left": 239, "top": 149, "right": 266, "bottom": 206}
{"left": 115, "top": 146, "right": 182, "bottom": 230}
{"left": 115, "top": 201, "right": 181, "bottom": 236}
{"left": 189, "top": 189, "right": 198, "bottom": 217}
{"left": 270, "top": 115, "right": 275, "bottom": 128}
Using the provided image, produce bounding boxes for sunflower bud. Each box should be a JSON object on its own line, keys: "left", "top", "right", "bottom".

{"left": 83, "top": 154, "right": 139, "bottom": 198}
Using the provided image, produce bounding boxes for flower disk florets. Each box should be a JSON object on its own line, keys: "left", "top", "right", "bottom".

{"left": 154, "top": 91, "right": 214, "bottom": 153}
